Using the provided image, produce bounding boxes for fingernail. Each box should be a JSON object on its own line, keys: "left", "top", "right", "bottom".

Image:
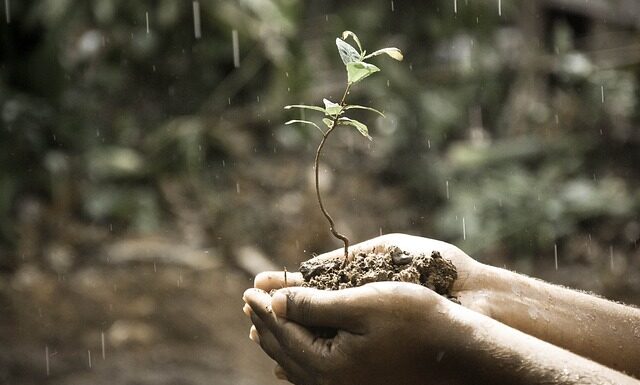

{"left": 243, "top": 304, "right": 251, "bottom": 316}
{"left": 249, "top": 325, "right": 259, "bottom": 343}
{"left": 271, "top": 291, "right": 288, "bottom": 317}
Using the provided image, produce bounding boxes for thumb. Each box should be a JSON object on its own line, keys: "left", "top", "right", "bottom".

{"left": 271, "top": 287, "right": 364, "bottom": 332}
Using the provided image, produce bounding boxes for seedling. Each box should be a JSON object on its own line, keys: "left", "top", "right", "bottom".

{"left": 285, "top": 31, "right": 403, "bottom": 262}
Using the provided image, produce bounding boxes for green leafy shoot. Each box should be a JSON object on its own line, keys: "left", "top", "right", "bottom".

{"left": 283, "top": 31, "right": 403, "bottom": 260}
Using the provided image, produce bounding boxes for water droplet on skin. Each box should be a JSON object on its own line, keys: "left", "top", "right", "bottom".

{"left": 633, "top": 326, "right": 640, "bottom": 338}
{"left": 528, "top": 308, "right": 539, "bottom": 320}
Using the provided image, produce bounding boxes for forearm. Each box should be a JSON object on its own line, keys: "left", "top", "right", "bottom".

{"left": 447, "top": 303, "right": 640, "bottom": 385}
{"left": 468, "top": 264, "right": 640, "bottom": 377}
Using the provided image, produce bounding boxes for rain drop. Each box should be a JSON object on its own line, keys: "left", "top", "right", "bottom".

{"left": 601, "top": 85, "right": 605, "bottom": 104}
{"left": 101, "top": 331, "right": 106, "bottom": 359}
{"left": 146, "top": 11, "right": 150, "bottom": 34}
{"left": 4, "top": 0, "right": 10, "bottom": 24}
{"left": 232, "top": 29, "right": 240, "bottom": 68}
{"left": 236, "top": 182, "right": 240, "bottom": 193}
{"left": 462, "top": 217, "right": 466, "bottom": 240}
{"left": 610, "top": 245, "right": 614, "bottom": 270}
{"left": 45, "top": 345, "right": 50, "bottom": 376}
{"left": 391, "top": 0, "right": 394, "bottom": 12}
{"left": 498, "top": 0, "right": 502, "bottom": 16}
{"left": 554, "top": 243, "right": 558, "bottom": 270}
{"left": 445, "top": 180, "right": 450, "bottom": 200}
{"left": 193, "top": 1, "right": 202, "bottom": 39}
{"left": 454, "top": 0, "right": 457, "bottom": 14}
{"left": 88, "top": 350, "right": 92, "bottom": 368}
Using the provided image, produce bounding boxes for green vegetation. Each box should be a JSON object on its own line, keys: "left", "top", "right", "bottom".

{"left": 284, "top": 31, "right": 403, "bottom": 259}
{"left": 1, "top": 1, "right": 639, "bottom": 279}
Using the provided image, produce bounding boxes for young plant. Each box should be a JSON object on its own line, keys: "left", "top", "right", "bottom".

{"left": 285, "top": 31, "right": 403, "bottom": 261}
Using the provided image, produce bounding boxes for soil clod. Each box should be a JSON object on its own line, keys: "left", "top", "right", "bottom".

{"left": 299, "top": 246, "right": 457, "bottom": 297}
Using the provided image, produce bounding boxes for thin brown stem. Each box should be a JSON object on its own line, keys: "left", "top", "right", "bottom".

{"left": 315, "top": 84, "right": 352, "bottom": 260}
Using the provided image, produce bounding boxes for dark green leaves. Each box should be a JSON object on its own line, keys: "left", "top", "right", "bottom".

{"left": 339, "top": 117, "right": 371, "bottom": 140}
{"left": 335, "top": 31, "right": 403, "bottom": 85}
{"left": 346, "top": 62, "right": 380, "bottom": 84}
{"left": 336, "top": 38, "right": 361, "bottom": 65}
{"left": 286, "top": 31, "right": 403, "bottom": 141}
{"left": 284, "top": 104, "right": 326, "bottom": 113}
{"left": 363, "top": 47, "right": 404, "bottom": 61}
{"left": 322, "top": 98, "right": 342, "bottom": 116}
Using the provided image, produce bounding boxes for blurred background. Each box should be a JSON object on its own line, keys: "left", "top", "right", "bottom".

{"left": 1, "top": 0, "right": 640, "bottom": 384}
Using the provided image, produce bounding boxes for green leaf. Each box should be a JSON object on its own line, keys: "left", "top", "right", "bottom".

{"left": 284, "top": 104, "right": 326, "bottom": 113}
{"left": 322, "top": 98, "right": 342, "bottom": 116}
{"left": 346, "top": 61, "right": 380, "bottom": 84}
{"left": 322, "top": 118, "right": 334, "bottom": 128}
{"left": 341, "top": 30, "right": 363, "bottom": 53}
{"left": 285, "top": 119, "right": 323, "bottom": 133}
{"left": 336, "top": 38, "right": 361, "bottom": 65}
{"left": 338, "top": 117, "right": 372, "bottom": 140}
{"left": 363, "top": 47, "right": 404, "bottom": 61}
{"left": 344, "top": 105, "right": 385, "bottom": 117}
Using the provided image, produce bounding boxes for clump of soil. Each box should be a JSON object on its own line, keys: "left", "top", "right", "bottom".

{"left": 299, "top": 246, "right": 457, "bottom": 297}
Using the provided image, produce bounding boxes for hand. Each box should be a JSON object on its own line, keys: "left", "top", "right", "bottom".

{"left": 254, "top": 234, "right": 493, "bottom": 315}
{"left": 243, "top": 281, "right": 469, "bottom": 385}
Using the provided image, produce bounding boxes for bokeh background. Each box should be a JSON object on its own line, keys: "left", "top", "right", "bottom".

{"left": 1, "top": 0, "right": 640, "bottom": 384}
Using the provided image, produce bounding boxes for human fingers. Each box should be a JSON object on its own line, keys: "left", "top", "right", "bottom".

{"left": 254, "top": 271, "right": 304, "bottom": 292}
{"left": 250, "top": 311, "right": 312, "bottom": 383}
{"left": 270, "top": 287, "right": 365, "bottom": 332}
{"left": 246, "top": 290, "right": 330, "bottom": 360}
{"left": 274, "top": 364, "right": 289, "bottom": 381}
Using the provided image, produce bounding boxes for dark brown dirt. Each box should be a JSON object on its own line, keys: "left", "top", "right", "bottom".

{"left": 299, "top": 245, "right": 457, "bottom": 297}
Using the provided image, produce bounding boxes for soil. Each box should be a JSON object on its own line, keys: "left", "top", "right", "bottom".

{"left": 299, "top": 245, "right": 458, "bottom": 297}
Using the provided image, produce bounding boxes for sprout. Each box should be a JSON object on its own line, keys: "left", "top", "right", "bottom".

{"left": 284, "top": 31, "right": 403, "bottom": 261}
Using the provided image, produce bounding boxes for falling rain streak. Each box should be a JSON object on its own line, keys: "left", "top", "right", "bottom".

{"left": 610, "top": 245, "right": 614, "bottom": 270}
{"left": 45, "top": 345, "right": 50, "bottom": 376}
{"left": 101, "top": 331, "right": 106, "bottom": 359}
{"left": 232, "top": 29, "right": 240, "bottom": 68}
{"left": 554, "top": 243, "right": 558, "bottom": 270}
{"left": 498, "top": 0, "right": 502, "bottom": 16}
{"left": 454, "top": 0, "right": 457, "bottom": 14}
{"left": 390, "top": 0, "right": 394, "bottom": 12}
{"left": 146, "top": 11, "right": 150, "bottom": 34}
{"left": 193, "top": 1, "right": 202, "bottom": 39}
{"left": 4, "top": 0, "right": 9, "bottom": 24}
{"left": 88, "top": 350, "right": 92, "bottom": 368}
{"left": 462, "top": 217, "right": 466, "bottom": 240}
{"left": 446, "top": 180, "right": 450, "bottom": 200}
{"left": 601, "top": 85, "right": 605, "bottom": 103}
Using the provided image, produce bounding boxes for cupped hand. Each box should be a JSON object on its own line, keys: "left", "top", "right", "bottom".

{"left": 243, "top": 281, "right": 469, "bottom": 385}
{"left": 254, "top": 234, "right": 492, "bottom": 315}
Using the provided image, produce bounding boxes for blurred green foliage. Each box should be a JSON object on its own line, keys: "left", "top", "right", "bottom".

{"left": 1, "top": 0, "right": 639, "bottom": 266}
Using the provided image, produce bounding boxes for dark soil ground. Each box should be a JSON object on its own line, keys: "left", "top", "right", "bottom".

{"left": 0, "top": 238, "right": 282, "bottom": 385}
{"left": 300, "top": 246, "right": 457, "bottom": 297}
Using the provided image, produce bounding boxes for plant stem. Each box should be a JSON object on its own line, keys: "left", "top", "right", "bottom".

{"left": 315, "top": 84, "right": 352, "bottom": 261}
